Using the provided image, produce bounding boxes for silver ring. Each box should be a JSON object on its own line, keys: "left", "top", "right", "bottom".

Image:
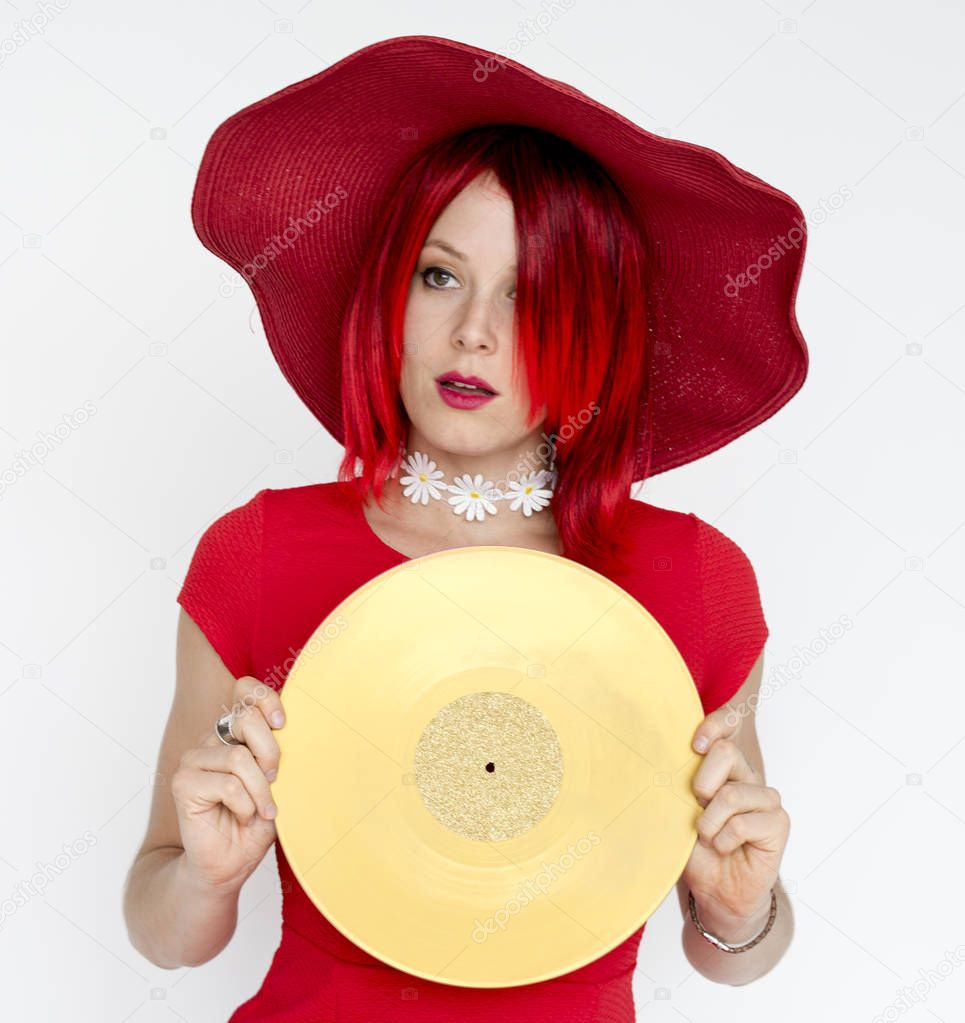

{"left": 215, "top": 712, "right": 243, "bottom": 746}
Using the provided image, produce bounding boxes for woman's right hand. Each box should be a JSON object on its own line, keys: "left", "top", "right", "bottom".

{"left": 171, "top": 675, "right": 285, "bottom": 895}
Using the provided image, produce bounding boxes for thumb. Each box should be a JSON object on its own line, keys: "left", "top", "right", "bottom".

{"left": 692, "top": 699, "right": 742, "bottom": 754}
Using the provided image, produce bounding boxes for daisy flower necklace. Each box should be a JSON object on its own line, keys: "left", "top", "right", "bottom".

{"left": 398, "top": 449, "right": 557, "bottom": 523}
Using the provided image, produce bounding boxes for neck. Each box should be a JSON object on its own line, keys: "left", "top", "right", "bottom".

{"left": 393, "top": 433, "right": 554, "bottom": 493}
{"left": 361, "top": 431, "right": 561, "bottom": 557}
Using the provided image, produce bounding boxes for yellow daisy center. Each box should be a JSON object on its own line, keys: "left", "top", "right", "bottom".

{"left": 470, "top": 490, "right": 480, "bottom": 499}
{"left": 418, "top": 473, "right": 427, "bottom": 481}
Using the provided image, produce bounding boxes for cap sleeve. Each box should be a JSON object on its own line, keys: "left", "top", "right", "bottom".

{"left": 690, "top": 514, "right": 769, "bottom": 714}
{"left": 176, "top": 489, "right": 267, "bottom": 680}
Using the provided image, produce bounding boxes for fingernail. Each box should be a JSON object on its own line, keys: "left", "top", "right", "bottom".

{"left": 264, "top": 802, "right": 277, "bottom": 819}
{"left": 271, "top": 711, "right": 285, "bottom": 728}
{"left": 265, "top": 768, "right": 277, "bottom": 782}
{"left": 694, "top": 735, "right": 709, "bottom": 753}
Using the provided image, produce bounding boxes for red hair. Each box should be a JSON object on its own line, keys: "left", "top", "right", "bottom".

{"left": 337, "top": 124, "right": 653, "bottom": 571}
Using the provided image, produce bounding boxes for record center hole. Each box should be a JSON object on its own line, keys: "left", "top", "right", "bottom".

{"left": 485, "top": 762, "right": 495, "bottom": 773}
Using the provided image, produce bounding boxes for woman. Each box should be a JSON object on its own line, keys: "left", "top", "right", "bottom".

{"left": 123, "top": 35, "right": 804, "bottom": 1020}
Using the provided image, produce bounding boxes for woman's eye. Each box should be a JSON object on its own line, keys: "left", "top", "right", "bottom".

{"left": 421, "top": 266, "right": 457, "bottom": 290}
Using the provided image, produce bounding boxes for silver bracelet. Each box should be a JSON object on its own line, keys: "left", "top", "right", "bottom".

{"left": 687, "top": 888, "right": 778, "bottom": 953}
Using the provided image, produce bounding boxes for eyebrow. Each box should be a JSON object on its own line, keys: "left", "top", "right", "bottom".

{"left": 421, "top": 237, "right": 517, "bottom": 273}
{"left": 422, "top": 238, "right": 467, "bottom": 262}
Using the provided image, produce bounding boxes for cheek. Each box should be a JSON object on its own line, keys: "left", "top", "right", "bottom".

{"left": 398, "top": 351, "right": 423, "bottom": 408}
{"left": 401, "top": 287, "right": 420, "bottom": 344}
{"left": 403, "top": 284, "right": 449, "bottom": 337}
{"left": 402, "top": 298, "right": 434, "bottom": 367}
{"left": 504, "top": 365, "right": 543, "bottom": 426}
{"left": 402, "top": 295, "right": 449, "bottom": 365}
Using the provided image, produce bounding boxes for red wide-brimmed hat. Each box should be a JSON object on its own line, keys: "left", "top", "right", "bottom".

{"left": 191, "top": 34, "right": 808, "bottom": 479}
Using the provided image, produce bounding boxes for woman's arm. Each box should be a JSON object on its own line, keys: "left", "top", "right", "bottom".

{"left": 677, "top": 872, "right": 794, "bottom": 986}
{"left": 122, "top": 610, "right": 277, "bottom": 968}
{"left": 123, "top": 843, "right": 244, "bottom": 969}
{"left": 674, "top": 653, "right": 795, "bottom": 985}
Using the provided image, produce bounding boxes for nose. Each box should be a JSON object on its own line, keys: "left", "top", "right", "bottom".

{"left": 451, "top": 293, "right": 497, "bottom": 354}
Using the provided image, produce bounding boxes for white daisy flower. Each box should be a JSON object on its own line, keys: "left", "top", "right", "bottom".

{"left": 399, "top": 451, "right": 447, "bottom": 505}
{"left": 447, "top": 473, "right": 501, "bottom": 522}
{"left": 505, "top": 470, "right": 555, "bottom": 517}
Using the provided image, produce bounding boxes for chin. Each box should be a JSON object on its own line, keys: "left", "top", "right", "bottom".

{"left": 404, "top": 394, "right": 532, "bottom": 457}
{"left": 407, "top": 424, "right": 490, "bottom": 460}
{"left": 422, "top": 432, "right": 487, "bottom": 459}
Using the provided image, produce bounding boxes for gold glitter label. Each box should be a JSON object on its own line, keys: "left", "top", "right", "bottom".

{"left": 413, "top": 691, "right": 564, "bottom": 841}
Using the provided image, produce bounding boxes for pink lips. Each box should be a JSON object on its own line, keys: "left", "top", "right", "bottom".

{"left": 435, "top": 380, "right": 497, "bottom": 409}
{"left": 435, "top": 371, "right": 499, "bottom": 410}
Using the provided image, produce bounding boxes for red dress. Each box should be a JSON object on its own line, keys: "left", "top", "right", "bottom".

{"left": 177, "top": 480, "right": 768, "bottom": 1022}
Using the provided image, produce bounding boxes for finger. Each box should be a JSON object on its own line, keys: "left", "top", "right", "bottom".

{"left": 230, "top": 676, "right": 286, "bottom": 731}
{"left": 692, "top": 739, "right": 760, "bottom": 807}
{"left": 692, "top": 699, "right": 743, "bottom": 754}
{"left": 696, "top": 782, "right": 781, "bottom": 843}
{"left": 183, "top": 745, "right": 277, "bottom": 820}
{"left": 174, "top": 766, "right": 258, "bottom": 826}
{"left": 200, "top": 725, "right": 229, "bottom": 749}
{"left": 224, "top": 706, "right": 281, "bottom": 782}
{"left": 706, "top": 808, "right": 789, "bottom": 855}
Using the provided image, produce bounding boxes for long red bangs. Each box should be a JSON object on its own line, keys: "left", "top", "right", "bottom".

{"left": 337, "top": 124, "right": 653, "bottom": 571}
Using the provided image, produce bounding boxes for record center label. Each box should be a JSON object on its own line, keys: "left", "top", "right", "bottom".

{"left": 413, "top": 690, "right": 564, "bottom": 842}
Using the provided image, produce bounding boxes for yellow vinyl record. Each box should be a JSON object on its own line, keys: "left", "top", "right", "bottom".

{"left": 272, "top": 545, "right": 705, "bottom": 988}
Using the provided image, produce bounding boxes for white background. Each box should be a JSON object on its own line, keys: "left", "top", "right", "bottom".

{"left": 2, "top": 1, "right": 963, "bottom": 1020}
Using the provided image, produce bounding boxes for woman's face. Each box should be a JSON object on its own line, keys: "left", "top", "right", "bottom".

{"left": 399, "top": 170, "right": 547, "bottom": 467}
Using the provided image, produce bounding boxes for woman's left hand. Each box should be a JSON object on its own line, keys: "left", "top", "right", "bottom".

{"left": 681, "top": 702, "right": 791, "bottom": 932}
